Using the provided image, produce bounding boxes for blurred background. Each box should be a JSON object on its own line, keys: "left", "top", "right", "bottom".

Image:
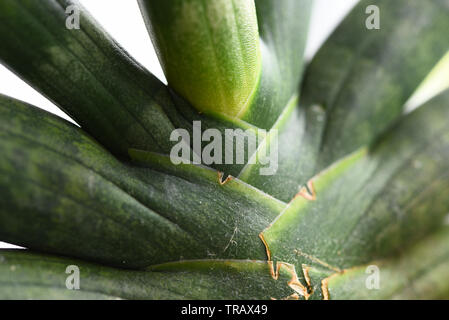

{"left": 1, "top": 0, "right": 447, "bottom": 249}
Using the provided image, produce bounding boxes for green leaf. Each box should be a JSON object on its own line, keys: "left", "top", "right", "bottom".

{"left": 261, "top": 89, "right": 449, "bottom": 278}
{"left": 0, "top": 250, "right": 302, "bottom": 300}
{"left": 243, "top": 0, "right": 449, "bottom": 202}
{"left": 243, "top": 0, "right": 313, "bottom": 128}
{"left": 138, "top": 0, "right": 262, "bottom": 119}
{"left": 136, "top": 0, "right": 313, "bottom": 186}
{"left": 0, "top": 94, "right": 285, "bottom": 268}
{"left": 301, "top": 0, "right": 449, "bottom": 171}
{"left": 233, "top": 0, "right": 315, "bottom": 201}
{"left": 324, "top": 227, "right": 449, "bottom": 300}
{"left": 238, "top": 96, "right": 324, "bottom": 201}
{"left": 1, "top": 0, "right": 448, "bottom": 301}
{"left": 406, "top": 50, "right": 449, "bottom": 110}
{"left": 0, "top": 0, "right": 176, "bottom": 156}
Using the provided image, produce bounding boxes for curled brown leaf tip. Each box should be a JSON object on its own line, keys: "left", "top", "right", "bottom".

{"left": 293, "top": 180, "right": 316, "bottom": 201}
{"left": 217, "top": 172, "right": 233, "bottom": 185}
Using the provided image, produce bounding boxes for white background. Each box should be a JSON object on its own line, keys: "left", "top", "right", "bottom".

{"left": 0, "top": 0, "right": 360, "bottom": 249}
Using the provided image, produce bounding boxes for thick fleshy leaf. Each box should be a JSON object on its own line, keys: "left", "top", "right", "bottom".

{"left": 324, "top": 227, "right": 449, "bottom": 300}
{"left": 0, "top": 250, "right": 299, "bottom": 300}
{"left": 138, "top": 0, "right": 262, "bottom": 119}
{"left": 1, "top": 0, "right": 449, "bottom": 301}
{"left": 261, "top": 89, "right": 449, "bottom": 279}
{"left": 0, "top": 0, "right": 270, "bottom": 179}
{"left": 243, "top": 0, "right": 312, "bottom": 128}
{"left": 136, "top": 0, "right": 313, "bottom": 183}
{"left": 238, "top": 97, "right": 324, "bottom": 201}
{"left": 0, "top": 94, "right": 285, "bottom": 268}
{"left": 301, "top": 0, "right": 449, "bottom": 171}
{"left": 0, "top": 0, "right": 176, "bottom": 156}
{"left": 406, "top": 50, "right": 449, "bottom": 110}
{"left": 235, "top": 0, "right": 315, "bottom": 201}
{"left": 242, "top": 0, "right": 449, "bottom": 201}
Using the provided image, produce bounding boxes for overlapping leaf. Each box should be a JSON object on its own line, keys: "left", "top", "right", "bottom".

{"left": 304, "top": 0, "right": 449, "bottom": 171}
{"left": 324, "top": 227, "right": 449, "bottom": 300}
{"left": 241, "top": 0, "right": 449, "bottom": 201}
{"left": 1, "top": 0, "right": 449, "bottom": 300}
{"left": 261, "top": 90, "right": 449, "bottom": 293}
{"left": 0, "top": 0, "right": 179, "bottom": 156}
{"left": 138, "top": 0, "right": 262, "bottom": 119}
{"left": 0, "top": 250, "right": 298, "bottom": 300}
{"left": 137, "top": 0, "right": 313, "bottom": 182}
{"left": 0, "top": 94, "right": 285, "bottom": 268}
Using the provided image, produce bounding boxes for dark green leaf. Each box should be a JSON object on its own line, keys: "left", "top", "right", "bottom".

{"left": 0, "top": 94, "right": 285, "bottom": 268}
{"left": 261, "top": 89, "right": 449, "bottom": 277}
{"left": 245, "top": 0, "right": 449, "bottom": 201}
{"left": 302, "top": 0, "right": 449, "bottom": 171}
{"left": 0, "top": 0, "right": 176, "bottom": 156}
{"left": 0, "top": 250, "right": 300, "bottom": 300}
{"left": 238, "top": 97, "right": 324, "bottom": 201}
{"left": 324, "top": 227, "right": 449, "bottom": 300}
{"left": 138, "top": 0, "right": 262, "bottom": 119}
{"left": 243, "top": 0, "right": 312, "bottom": 128}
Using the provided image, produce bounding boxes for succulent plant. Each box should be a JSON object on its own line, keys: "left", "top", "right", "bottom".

{"left": 0, "top": 0, "right": 449, "bottom": 300}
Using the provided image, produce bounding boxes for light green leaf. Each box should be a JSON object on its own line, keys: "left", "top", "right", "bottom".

{"left": 139, "top": 0, "right": 261, "bottom": 119}
{"left": 244, "top": 0, "right": 312, "bottom": 128}
{"left": 302, "top": 0, "right": 449, "bottom": 171}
